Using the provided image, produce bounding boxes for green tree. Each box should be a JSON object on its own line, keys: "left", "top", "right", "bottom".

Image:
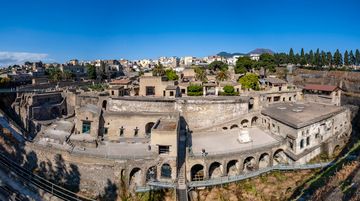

{"left": 300, "top": 48, "right": 306, "bottom": 66}
{"left": 288, "top": 48, "right": 295, "bottom": 64}
{"left": 344, "top": 50, "right": 349, "bottom": 66}
{"left": 259, "top": 53, "right": 276, "bottom": 72}
{"left": 349, "top": 50, "right": 356, "bottom": 65}
{"left": 165, "top": 69, "right": 179, "bottom": 80}
{"left": 326, "top": 52, "right": 333, "bottom": 67}
{"left": 356, "top": 49, "right": 360, "bottom": 65}
{"left": 152, "top": 63, "right": 165, "bottom": 76}
{"left": 333, "top": 49, "right": 343, "bottom": 67}
{"left": 187, "top": 84, "right": 203, "bottom": 96}
{"left": 48, "top": 67, "right": 62, "bottom": 82}
{"left": 86, "top": 64, "right": 97, "bottom": 79}
{"left": 321, "top": 51, "right": 326, "bottom": 67}
{"left": 220, "top": 85, "right": 238, "bottom": 96}
{"left": 274, "top": 53, "right": 288, "bottom": 66}
{"left": 208, "top": 61, "right": 228, "bottom": 71}
{"left": 314, "top": 48, "right": 320, "bottom": 67}
{"left": 238, "top": 73, "right": 260, "bottom": 91}
{"left": 259, "top": 53, "right": 275, "bottom": 64}
{"left": 215, "top": 70, "right": 230, "bottom": 82}
{"left": 0, "top": 77, "right": 11, "bottom": 87}
{"left": 235, "top": 56, "right": 253, "bottom": 74}
{"left": 62, "top": 70, "right": 74, "bottom": 80}
{"left": 309, "top": 50, "right": 315, "bottom": 66}
{"left": 194, "top": 67, "right": 207, "bottom": 82}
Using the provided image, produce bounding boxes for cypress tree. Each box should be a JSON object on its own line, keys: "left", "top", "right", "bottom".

{"left": 289, "top": 48, "right": 295, "bottom": 64}
{"left": 333, "top": 49, "right": 343, "bottom": 67}
{"left": 309, "top": 50, "right": 315, "bottom": 66}
{"left": 315, "top": 48, "right": 320, "bottom": 67}
{"left": 349, "top": 50, "right": 355, "bottom": 65}
{"left": 321, "top": 51, "right": 326, "bottom": 67}
{"left": 344, "top": 50, "right": 349, "bottom": 66}
{"left": 326, "top": 52, "right": 332, "bottom": 67}
{"left": 356, "top": 49, "right": 360, "bottom": 65}
{"left": 300, "top": 48, "right": 306, "bottom": 66}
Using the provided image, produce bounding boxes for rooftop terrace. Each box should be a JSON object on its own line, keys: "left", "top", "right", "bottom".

{"left": 261, "top": 102, "right": 345, "bottom": 129}
{"left": 190, "top": 127, "right": 280, "bottom": 156}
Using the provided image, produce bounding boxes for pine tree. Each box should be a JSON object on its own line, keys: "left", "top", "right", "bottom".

{"left": 315, "top": 48, "right": 320, "bottom": 67}
{"left": 300, "top": 48, "right": 306, "bottom": 66}
{"left": 309, "top": 50, "right": 315, "bottom": 66}
{"left": 344, "top": 50, "right": 349, "bottom": 66}
{"left": 321, "top": 51, "right": 326, "bottom": 67}
{"left": 349, "top": 50, "right": 356, "bottom": 65}
{"left": 305, "top": 53, "right": 310, "bottom": 65}
{"left": 295, "top": 53, "right": 300, "bottom": 65}
{"left": 356, "top": 49, "right": 360, "bottom": 66}
{"left": 333, "top": 49, "right": 343, "bottom": 67}
{"left": 289, "top": 48, "right": 295, "bottom": 64}
{"left": 326, "top": 52, "right": 332, "bottom": 67}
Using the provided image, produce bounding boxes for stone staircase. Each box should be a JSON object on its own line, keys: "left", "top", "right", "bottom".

{"left": 176, "top": 129, "right": 188, "bottom": 201}
{"left": 65, "top": 134, "right": 75, "bottom": 153}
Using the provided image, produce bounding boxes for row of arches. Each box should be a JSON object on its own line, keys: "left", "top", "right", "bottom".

{"left": 190, "top": 149, "right": 286, "bottom": 181}
{"left": 222, "top": 116, "right": 258, "bottom": 130}
{"left": 129, "top": 163, "right": 173, "bottom": 187}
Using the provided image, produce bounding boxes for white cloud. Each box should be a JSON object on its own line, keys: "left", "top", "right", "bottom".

{"left": 0, "top": 51, "right": 49, "bottom": 67}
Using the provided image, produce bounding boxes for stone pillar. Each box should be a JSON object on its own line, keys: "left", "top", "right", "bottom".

{"left": 215, "top": 87, "right": 219, "bottom": 96}
{"left": 203, "top": 87, "right": 206, "bottom": 97}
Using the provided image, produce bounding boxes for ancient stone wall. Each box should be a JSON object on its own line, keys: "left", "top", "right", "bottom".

{"left": 108, "top": 97, "right": 248, "bottom": 131}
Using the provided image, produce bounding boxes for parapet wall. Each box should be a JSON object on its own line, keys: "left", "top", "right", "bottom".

{"left": 108, "top": 97, "right": 249, "bottom": 130}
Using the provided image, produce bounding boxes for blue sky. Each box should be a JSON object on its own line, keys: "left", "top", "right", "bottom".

{"left": 0, "top": 0, "right": 359, "bottom": 66}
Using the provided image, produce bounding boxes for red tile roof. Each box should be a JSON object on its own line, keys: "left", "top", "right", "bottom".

{"left": 303, "top": 84, "right": 338, "bottom": 92}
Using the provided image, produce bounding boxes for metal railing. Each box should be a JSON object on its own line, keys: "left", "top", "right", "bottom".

{"left": 0, "top": 152, "right": 95, "bottom": 201}
{"left": 134, "top": 162, "right": 332, "bottom": 192}
{"left": 188, "top": 162, "right": 332, "bottom": 188}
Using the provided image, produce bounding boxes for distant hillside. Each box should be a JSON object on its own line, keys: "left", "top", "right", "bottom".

{"left": 247, "top": 48, "right": 274, "bottom": 55}
{"left": 216, "top": 51, "right": 245, "bottom": 58}
{"left": 217, "top": 49, "right": 274, "bottom": 58}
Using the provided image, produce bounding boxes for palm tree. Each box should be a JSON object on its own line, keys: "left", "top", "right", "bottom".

{"left": 194, "top": 67, "right": 207, "bottom": 82}
{"left": 216, "top": 70, "right": 230, "bottom": 82}
{"left": 152, "top": 63, "right": 165, "bottom": 76}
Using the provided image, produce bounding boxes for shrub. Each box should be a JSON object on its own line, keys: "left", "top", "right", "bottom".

{"left": 219, "top": 85, "right": 239, "bottom": 96}
{"left": 187, "top": 84, "right": 203, "bottom": 96}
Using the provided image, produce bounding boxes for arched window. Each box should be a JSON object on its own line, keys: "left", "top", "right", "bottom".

{"left": 161, "top": 164, "right": 172, "bottom": 178}
{"left": 306, "top": 136, "right": 310, "bottom": 146}
{"left": 145, "top": 122, "right": 155, "bottom": 135}
{"left": 300, "top": 139, "right": 304, "bottom": 149}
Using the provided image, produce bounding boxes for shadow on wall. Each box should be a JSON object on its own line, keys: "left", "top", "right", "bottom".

{"left": 0, "top": 129, "right": 83, "bottom": 200}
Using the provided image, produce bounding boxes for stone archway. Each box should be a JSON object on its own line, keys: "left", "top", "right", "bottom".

{"left": 251, "top": 116, "right": 258, "bottom": 126}
{"left": 102, "top": 100, "right": 107, "bottom": 110}
{"left": 226, "top": 160, "right": 239, "bottom": 176}
{"left": 249, "top": 97, "right": 254, "bottom": 110}
{"left": 146, "top": 166, "right": 157, "bottom": 182}
{"left": 259, "top": 153, "right": 270, "bottom": 168}
{"left": 191, "top": 164, "right": 204, "bottom": 181}
{"left": 243, "top": 156, "right": 256, "bottom": 172}
{"left": 241, "top": 119, "right": 249, "bottom": 128}
{"left": 208, "top": 162, "right": 223, "bottom": 179}
{"left": 160, "top": 163, "right": 172, "bottom": 179}
{"left": 129, "top": 167, "right": 142, "bottom": 187}
{"left": 273, "top": 149, "right": 287, "bottom": 165}
{"left": 230, "top": 124, "right": 239, "bottom": 129}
